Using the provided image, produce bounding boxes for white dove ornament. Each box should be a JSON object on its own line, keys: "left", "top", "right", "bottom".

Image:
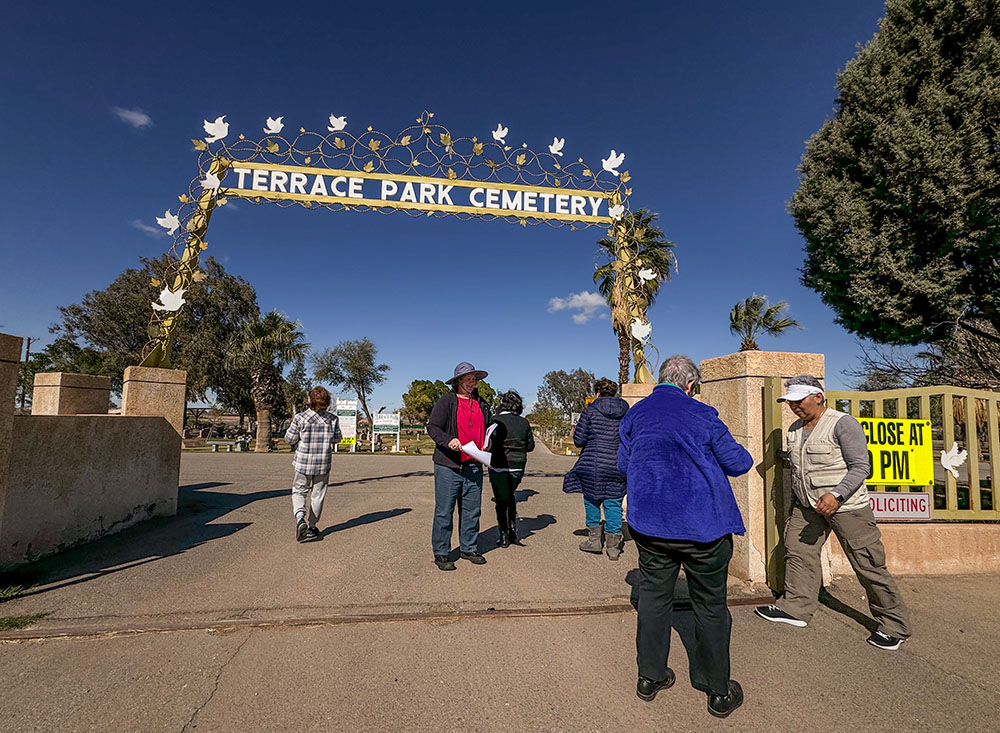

{"left": 492, "top": 123, "right": 508, "bottom": 144}
{"left": 327, "top": 114, "right": 347, "bottom": 132}
{"left": 608, "top": 204, "right": 625, "bottom": 220}
{"left": 200, "top": 171, "right": 221, "bottom": 191}
{"left": 630, "top": 318, "right": 652, "bottom": 343}
{"left": 152, "top": 288, "right": 187, "bottom": 312}
{"left": 602, "top": 149, "right": 625, "bottom": 176}
{"left": 155, "top": 209, "right": 180, "bottom": 235}
{"left": 264, "top": 116, "right": 284, "bottom": 134}
{"left": 549, "top": 137, "right": 565, "bottom": 156}
{"left": 638, "top": 268, "right": 656, "bottom": 282}
{"left": 940, "top": 441, "right": 968, "bottom": 479}
{"left": 203, "top": 116, "right": 229, "bottom": 143}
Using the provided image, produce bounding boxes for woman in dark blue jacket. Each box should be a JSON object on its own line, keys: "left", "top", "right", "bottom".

{"left": 562, "top": 377, "right": 629, "bottom": 560}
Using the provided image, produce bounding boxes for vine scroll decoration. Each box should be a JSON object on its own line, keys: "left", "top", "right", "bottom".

{"left": 141, "top": 111, "right": 658, "bottom": 382}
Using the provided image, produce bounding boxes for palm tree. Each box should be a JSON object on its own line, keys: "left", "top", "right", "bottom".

{"left": 729, "top": 294, "right": 802, "bottom": 351}
{"left": 594, "top": 209, "right": 677, "bottom": 385}
{"left": 225, "top": 311, "right": 309, "bottom": 452}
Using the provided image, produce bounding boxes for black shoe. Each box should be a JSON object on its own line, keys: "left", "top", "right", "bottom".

{"left": 305, "top": 526, "right": 322, "bottom": 541}
{"left": 707, "top": 680, "right": 743, "bottom": 718}
{"left": 754, "top": 604, "right": 807, "bottom": 627}
{"left": 459, "top": 551, "right": 487, "bottom": 565}
{"left": 867, "top": 630, "right": 905, "bottom": 650}
{"left": 434, "top": 555, "right": 456, "bottom": 571}
{"left": 497, "top": 530, "right": 510, "bottom": 548}
{"left": 295, "top": 520, "right": 308, "bottom": 543}
{"left": 636, "top": 669, "right": 675, "bottom": 701}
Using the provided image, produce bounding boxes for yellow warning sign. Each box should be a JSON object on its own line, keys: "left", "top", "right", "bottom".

{"left": 859, "top": 418, "right": 934, "bottom": 486}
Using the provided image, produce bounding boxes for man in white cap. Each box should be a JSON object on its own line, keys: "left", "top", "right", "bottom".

{"left": 754, "top": 375, "right": 912, "bottom": 650}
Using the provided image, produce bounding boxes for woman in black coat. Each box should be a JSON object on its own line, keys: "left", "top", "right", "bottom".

{"left": 487, "top": 390, "right": 535, "bottom": 547}
{"left": 562, "top": 377, "right": 629, "bottom": 560}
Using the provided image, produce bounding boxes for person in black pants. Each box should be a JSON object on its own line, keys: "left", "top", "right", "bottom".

{"left": 618, "top": 355, "right": 753, "bottom": 719}
{"left": 487, "top": 390, "right": 535, "bottom": 547}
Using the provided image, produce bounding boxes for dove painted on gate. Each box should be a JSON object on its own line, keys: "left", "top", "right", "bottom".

{"left": 327, "top": 114, "right": 347, "bottom": 132}
{"left": 630, "top": 318, "right": 652, "bottom": 343}
{"left": 548, "top": 137, "right": 565, "bottom": 156}
{"left": 152, "top": 288, "right": 187, "bottom": 312}
{"left": 940, "top": 441, "right": 968, "bottom": 479}
{"left": 264, "top": 116, "right": 284, "bottom": 134}
{"left": 492, "top": 123, "right": 508, "bottom": 144}
{"left": 155, "top": 209, "right": 180, "bottom": 235}
{"left": 602, "top": 150, "right": 625, "bottom": 177}
{"left": 203, "top": 116, "right": 229, "bottom": 143}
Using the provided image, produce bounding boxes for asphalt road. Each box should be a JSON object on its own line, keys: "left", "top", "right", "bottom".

{"left": 1, "top": 451, "right": 996, "bottom": 731}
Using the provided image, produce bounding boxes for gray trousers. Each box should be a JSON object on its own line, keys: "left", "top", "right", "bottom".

{"left": 777, "top": 502, "right": 912, "bottom": 639}
{"left": 291, "top": 471, "right": 330, "bottom": 527}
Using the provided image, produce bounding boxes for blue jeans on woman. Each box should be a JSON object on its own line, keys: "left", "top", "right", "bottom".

{"left": 584, "top": 496, "right": 623, "bottom": 534}
{"left": 432, "top": 462, "right": 483, "bottom": 555}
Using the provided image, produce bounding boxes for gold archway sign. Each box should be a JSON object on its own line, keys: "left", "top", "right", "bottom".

{"left": 142, "top": 111, "right": 657, "bottom": 382}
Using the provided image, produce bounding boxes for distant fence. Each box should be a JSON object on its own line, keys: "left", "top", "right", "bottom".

{"left": 825, "top": 386, "right": 999, "bottom": 521}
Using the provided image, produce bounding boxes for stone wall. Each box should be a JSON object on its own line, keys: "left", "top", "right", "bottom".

{"left": 829, "top": 523, "right": 1000, "bottom": 576}
{"left": 0, "top": 415, "right": 180, "bottom": 568}
{"left": 0, "top": 332, "right": 185, "bottom": 569}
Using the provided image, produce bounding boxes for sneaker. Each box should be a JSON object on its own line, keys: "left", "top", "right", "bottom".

{"left": 434, "top": 555, "right": 456, "bottom": 571}
{"left": 295, "top": 520, "right": 308, "bottom": 543}
{"left": 305, "top": 526, "right": 322, "bottom": 541}
{"left": 754, "top": 604, "right": 807, "bottom": 627}
{"left": 459, "top": 551, "right": 487, "bottom": 565}
{"left": 636, "top": 669, "right": 675, "bottom": 701}
{"left": 867, "top": 630, "right": 905, "bottom": 650}
{"left": 707, "top": 680, "right": 743, "bottom": 718}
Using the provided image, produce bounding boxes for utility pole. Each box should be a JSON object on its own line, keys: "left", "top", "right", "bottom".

{"left": 17, "top": 337, "right": 35, "bottom": 410}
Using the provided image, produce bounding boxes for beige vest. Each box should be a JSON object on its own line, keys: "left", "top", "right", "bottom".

{"left": 787, "top": 409, "right": 869, "bottom": 512}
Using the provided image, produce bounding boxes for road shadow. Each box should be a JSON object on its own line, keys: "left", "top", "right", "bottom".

{"left": 819, "top": 586, "right": 879, "bottom": 632}
{"left": 514, "top": 489, "right": 539, "bottom": 503}
{"left": 0, "top": 482, "right": 283, "bottom": 601}
{"left": 322, "top": 508, "right": 412, "bottom": 535}
{"left": 326, "top": 471, "right": 432, "bottom": 489}
{"left": 480, "top": 513, "right": 557, "bottom": 554}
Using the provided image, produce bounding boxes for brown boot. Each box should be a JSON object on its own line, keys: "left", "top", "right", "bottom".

{"left": 579, "top": 525, "right": 603, "bottom": 553}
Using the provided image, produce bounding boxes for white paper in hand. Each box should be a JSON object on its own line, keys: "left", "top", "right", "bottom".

{"left": 461, "top": 442, "right": 492, "bottom": 468}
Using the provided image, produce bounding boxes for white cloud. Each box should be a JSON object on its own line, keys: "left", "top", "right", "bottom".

{"left": 548, "top": 290, "right": 608, "bottom": 324}
{"left": 131, "top": 219, "right": 163, "bottom": 238}
{"left": 112, "top": 106, "right": 153, "bottom": 129}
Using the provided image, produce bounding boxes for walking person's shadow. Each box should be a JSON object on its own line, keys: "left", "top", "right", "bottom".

{"left": 480, "top": 513, "right": 556, "bottom": 553}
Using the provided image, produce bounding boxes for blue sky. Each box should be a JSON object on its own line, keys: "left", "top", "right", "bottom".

{"left": 1, "top": 1, "right": 887, "bottom": 411}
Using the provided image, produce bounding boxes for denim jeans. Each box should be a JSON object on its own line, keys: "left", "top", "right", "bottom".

{"left": 584, "top": 496, "right": 623, "bottom": 534}
{"left": 432, "top": 462, "right": 483, "bottom": 555}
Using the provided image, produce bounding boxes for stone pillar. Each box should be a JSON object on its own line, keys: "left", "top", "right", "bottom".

{"left": 31, "top": 373, "right": 111, "bottom": 415}
{"left": 0, "top": 334, "right": 24, "bottom": 548}
{"left": 700, "top": 351, "right": 825, "bottom": 585}
{"left": 121, "top": 367, "right": 187, "bottom": 437}
{"left": 621, "top": 383, "right": 654, "bottom": 407}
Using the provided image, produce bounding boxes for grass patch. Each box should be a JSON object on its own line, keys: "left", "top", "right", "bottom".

{"left": 0, "top": 613, "right": 47, "bottom": 630}
{"left": 0, "top": 582, "right": 34, "bottom": 603}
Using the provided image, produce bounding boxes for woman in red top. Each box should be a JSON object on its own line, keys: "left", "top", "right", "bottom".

{"left": 426, "top": 362, "right": 492, "bottom": 571}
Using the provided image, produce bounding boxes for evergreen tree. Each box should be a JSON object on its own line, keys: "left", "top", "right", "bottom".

{"left": 791, "top": 0, "right": 1000, "bottom": 346}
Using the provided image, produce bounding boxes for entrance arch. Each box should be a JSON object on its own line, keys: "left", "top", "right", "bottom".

{"left": 142, "top": 111, "right": 658, "bottom": 382}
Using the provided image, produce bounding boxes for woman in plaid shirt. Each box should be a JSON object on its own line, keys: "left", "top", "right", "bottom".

{"left": 284, "top": 386, "right": 342, "bottom": 542}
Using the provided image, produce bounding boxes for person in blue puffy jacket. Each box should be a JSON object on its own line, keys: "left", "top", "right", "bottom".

{"left": 562, "top": 377, "right": 629, "bottom": 560}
